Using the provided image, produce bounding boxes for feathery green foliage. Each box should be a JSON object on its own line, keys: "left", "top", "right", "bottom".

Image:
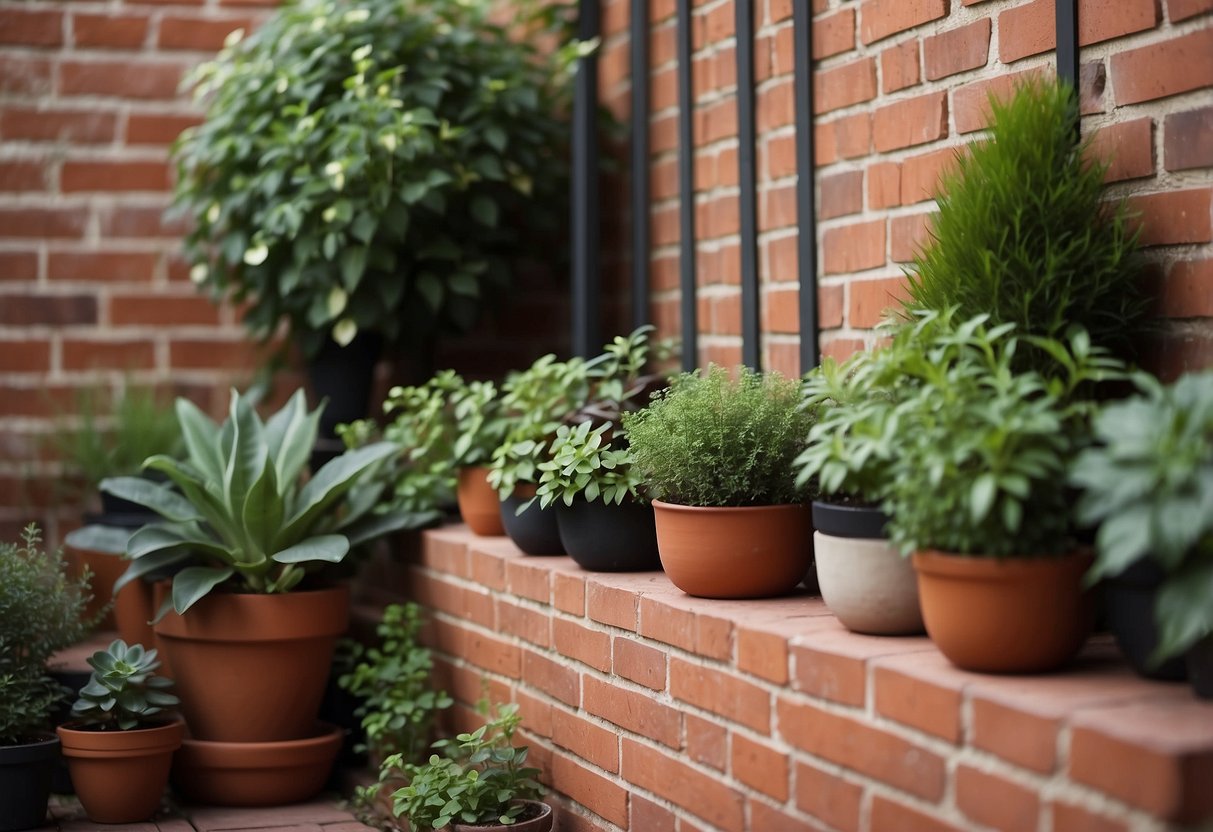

{"left": 623, "top": 365, "right": 811, "bottom": 507}
{"left": 902, "top": 78, "right": 1145, "bottom": 367}
{"left": 71, "top": 640, "right": 178, "bottom": 731}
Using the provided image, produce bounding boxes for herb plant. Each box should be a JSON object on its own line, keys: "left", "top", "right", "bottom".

{"left": 172, "top": 0, "right": 580, "bottom": 357}
{"left": 902, "top": 77, "right": 1145, "bottom": 368}
{"left": 1071, "top": 371, "right": 1213, "bottom": 662}
{"left": 623, "top": 365, "right": 811, "bottom": 507}
{"left": 103, "top": 389, "right": 410, "bottom": 616}
{"left": 338, "top": 603, "right": 452, "bottom": 762}
{"left": 70, "top": 640, "right": 178, "bottom": 731}
{"left": 0, "top": 525, "right": 93, "bottom": 744}
{"left": 530, "top": 421, "right": 645, "bottom": 510}
{"left": 388, "top": 702, "right": 543, "bottom": 829}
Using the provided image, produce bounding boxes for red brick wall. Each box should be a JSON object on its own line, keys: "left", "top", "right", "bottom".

{"left": 601, "top": 0, "right": 1213, "bottom": 376}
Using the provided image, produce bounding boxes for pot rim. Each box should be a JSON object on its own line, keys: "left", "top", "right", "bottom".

{"left": 652, "top": 499, "right": 809, "bottom": 514}
{"left": 153, "top": 583, "right": 350, "bottom": 641}
{"left": 811, "top": 500, "right": 889, "bottom": 539}
{"left": 175, "top": 722, "right": 343, "bottom": 768}
{"left": 58, "top": 717, "right": 184, "bottom": 757}
{"left": 0, "top": 732, "right": 59, "bottom": 765}
{"left": 912, "top": 548, "right": 1092, "bottom": 579}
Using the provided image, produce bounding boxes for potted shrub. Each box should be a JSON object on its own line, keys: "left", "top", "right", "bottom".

{"left": 57, "top": 640, "right": 182, "bottom": 823}
{"left": 623, "top": 364, "right": 814, "bottom": 598}
{"left": 171, "top": 0, "right": 578, "bottom": 434}
{"left": 795, "top": 324, "right": 926, "bottom": 635}
{"left": 885, "top": 314, "right": 1123, "bottom": 673}
{"left": 0, "top": 525, "right": 92, "bottom": 831}
{"left": 385, "top": 702, "right": 550, "bottom": 832}
{"left": 1072, "top": 371, "right": 1213, "bottom": 693}
{"left": 901, "top": 76, "right": 1145, "bottom": 371}
{"left": 530, "top": 421, "right": 660, "bottom": 572}
{"left": 100, "top": 388, "right": 410, "bottom": 806}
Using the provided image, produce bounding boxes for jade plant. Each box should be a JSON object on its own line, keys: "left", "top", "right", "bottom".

{"left": 102, "top": 388, "right": 410, "bottom": 615}
{"left": 70, "top": 640, "right": 178, "bottom": 731}
{"left": 172, "top": 0, "right": 580, "bottom": 357}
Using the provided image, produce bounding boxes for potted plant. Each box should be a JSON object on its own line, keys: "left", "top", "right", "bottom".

{"left": 0, "top": 525, "right": 92, "bottom": 831}
{"left": 385, "top": 702, "right": 550, "bottom": 832}
{"left": 529, "top": 421, "right": 660, "bottom": 572}
{"left": 56, "top": 640, "right": 182, "bottom": 823}
{"left": 900, "top": 76, "right": 1145, "bottom": 371}
{"left": 64, "top": 525, "right": 157, "bottom": 651}
{"left": 100, "top": 388, "right": 410, "bottom": 806}
{"left": 171, "top": 0, "right": 578, "bottom": 434}
{"left": 1072, "top": 371, "right": 1213, "bottom": 694}
{"left": 622, "top": 364, "right": 814, "bottom": 598}
{"left": 884, "top": 314, "right": 1123, "bottom": 673}
{"left": 795, "top": 324, "right": 925, "bottom": 635}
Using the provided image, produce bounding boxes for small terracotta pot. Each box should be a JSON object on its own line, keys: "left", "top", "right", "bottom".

{"left": 153, "top": 585, "right": 349, "bottom": 742}
{"left": 912, "top": 549, "right": 1094, "bottom": 673}
{"left": 451, "top": 800, "right": 553, "bottom": 832}
{"left": 57, "top": 719, "right": 183, "bottom": 823}
{"left": 171, "top": 722, "right": 343, "bottom": 807}
{"left": 652, "top": 501, "right": 812, "bottom": 598}
{"left": 457, "top": 466, "right": 505, "bottom": 537}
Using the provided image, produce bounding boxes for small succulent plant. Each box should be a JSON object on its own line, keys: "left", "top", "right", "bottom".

{"left": 71, "top": 640, "right": 178, "bottom": 731}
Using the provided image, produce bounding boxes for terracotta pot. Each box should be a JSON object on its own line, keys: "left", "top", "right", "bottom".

{"left": 171, "top": 722, "right": 343, "bottom": 807}
{"left": 451, "top": 800, "right": 553, "bottom": 832}
{"left": 114, "top": 579, "right": 160, "bottom": 658}
{"left": 457, "top": 467, "right": 505, "bottom": 536}
{"left": 652, "top": 501, "right": 812, "bottom": 598}
{"left": 814, "top": 531, "right": 923, "bottom": 635}
{"left": 70, "top": 544, "right": 127, "bottom": 629}
{"left": 0, "top": 734, "right": 58, "bottom": 832}
{"left": 153, "top": 585, "right": 349, "bottom": 742}
{"left": 912, "top": 549, "right": 1094, "bottom": 673}
{"left": 57, "top": 719, "right": 183, "bottom": 823}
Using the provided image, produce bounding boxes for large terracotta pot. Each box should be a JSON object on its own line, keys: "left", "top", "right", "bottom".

{"left": 153, "top": 585, "right": 349, "bottom": 742}
{"left": 452, "top": 801, "right": 553, "bottom": 832}
{"left": 652, "top": 501, "right": 812, "bottom": 598}
{"left": 912, "top": 549, "right": 1094, "bottom": 673}
{"left": 172, "top": 722, "right": 343, "bottom": 807}
{"left": 57, "top": 719, "right": 183, "bottom": 823}
{"left": 0, "top": 734, "right": 58, "bottom": 832}
{"left": 457, "top": 466, "right": 505, "bottom": 536}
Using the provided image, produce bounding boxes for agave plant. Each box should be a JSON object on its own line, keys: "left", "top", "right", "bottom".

{"left": 101, "top": 388, "right": 407, "bottom": 616}
{"left": 71, "top": 639, "right": 178, "bottom": 731}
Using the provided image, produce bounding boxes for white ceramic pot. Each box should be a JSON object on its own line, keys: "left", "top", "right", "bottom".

{"left": 814, "top": 530, "right": 924, "bottom": 635}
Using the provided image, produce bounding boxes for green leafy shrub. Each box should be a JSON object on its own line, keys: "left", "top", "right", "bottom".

{"left": 0, "top": 525, "right": 93, "bottom": 744}
{"left": 623, "top": 365, "right": 811, "bottom": 507}
{"left": 172, "top": 0, "right": 580, "bottom": 356}
{"left": 530, "top": 421, "right": 645, "bottom": 509}
{"left": 902, "top": 77, "right": 1145, "bottom": 368}
{"left": 338, "top": 603, "right": 452, "bottom": 761}
{"left": 70, "top": 640, "right": 178, "bottom": 731}
{"left": 386, "top": 702, "right": 543, "bottom": 829}
{"left": 1071, "top": 371, "right": 1213, "bottom": 662}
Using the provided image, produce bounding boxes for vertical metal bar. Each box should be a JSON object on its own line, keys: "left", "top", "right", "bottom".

{"left": 792, "top": 0, "right": 819, "bottom": 370}
{"left": 572, "top": 0, "right": 602, "bottom": 357}
{"left": 1055, "top": 0, "right": 1079, "bottom": 90}
{"left": 676, "top": 0, "right": 698, "bottom": 371}
{"left": 630, "top": 0, "right": 651, "bottom": 329}
{"left": 735, "top": 0, "right": 760, "bottom": 370}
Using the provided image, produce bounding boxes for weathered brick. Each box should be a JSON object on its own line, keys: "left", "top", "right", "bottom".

{"left": 1110, "top": 28, "right": 1213, "bottom": 106}
{"left": 1165, "top": 106, "right": 1213, "bottom": 172}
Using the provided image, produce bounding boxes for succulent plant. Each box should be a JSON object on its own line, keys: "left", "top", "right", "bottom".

{"left": 71, "top": 640, "right": 178, "bottom": 731}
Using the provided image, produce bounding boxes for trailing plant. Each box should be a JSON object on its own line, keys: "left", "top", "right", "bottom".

{"left": 102, "top": 388, "right": 412, "bottom": 616}
{"left": 338, "top": 603, "right": 452, "bottom": 761}
{"left": 902, "top": 77, "right": 1145, "bottom": 369}
{"left": 172, "top": 0, "right": 582, "bottom": 357}
{"left": 0, "top": 525, "right": 93, "bottom": 744}
{"left": 530, "top": 421, "right": 645, "bottom": 510}
{"left": 883, "top": 312, "right": 1124, "bottom": 558}
{"left": 70, "top": 640, "right": 178, "bottom": 731}
{"left": 1071, "top": 370, "right": 1213, "bottom": 663}
{"left": 623, "top": 364, "right": 812, "bottom": 507}
{"left": 386, "top": 701, "right": 543, "bottom": 829}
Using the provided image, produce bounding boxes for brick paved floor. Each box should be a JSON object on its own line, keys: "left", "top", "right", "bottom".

{"left": 41, "top": 795, "right": 378, "bottom": 832}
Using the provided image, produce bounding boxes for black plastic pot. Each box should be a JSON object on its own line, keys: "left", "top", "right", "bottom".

{"left": 811, "top": 501, "right": 889, "bottom": 539}
{"left": 555, "top": 499, "right": 661, "bottom": 572}
{"left": 0, "top": 734, "right": 59, "bottom": 831}
{"left": 1187, "top": 634, "right": 1213, "bottom": 700}
{"left": 306, "top": 332, "right": 383, "bottom": 440}
{"left": 1104, "top": 559, "right": 1187, "bottom": 682}
{"left": 500, "top": 495, "right": 564, "bottom": 556}
{"left": 48, "top": 668, "right": 91, "bottom": 794}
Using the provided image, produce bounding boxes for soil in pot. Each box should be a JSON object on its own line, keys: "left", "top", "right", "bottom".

{"left": 171, "top": 722, "right": 343, "bottom": 807}
{"left": 652, "top": 501, "right": 812, "bottom": 599}
{"left": 1103, "top": 559, "right": 1187, "bottom": 682}
{"left": 457, "top": 467, "right": 505, "bottom": 537}
{"left": 153, "top": 585, "right": 349, "bottom": 742}
{"left": 451, "top": 801, "right": 553, "bottom": 832}
{"left": 500, "top": 487, "right": 564, "bottom": 556}
{"left": 912, "top": 549, "right": 1094, "bottom": 673}
{"left": 57, "top": 719, "right": 183, "bottom": 824}
{"left": 556, "top": 499, "right": 661, "bottom": 572}
{"left": 0, "top": 734, "right": 59, "bottom": 832}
